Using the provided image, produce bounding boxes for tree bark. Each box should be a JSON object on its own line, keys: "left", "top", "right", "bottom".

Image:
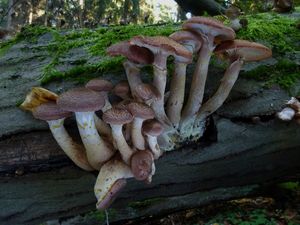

{"left": 174, "top": 0, "right": 226, "bottom": 16}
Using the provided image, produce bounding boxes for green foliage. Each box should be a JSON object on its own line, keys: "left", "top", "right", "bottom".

{"left": 242, "top": 59, "right": 300, "bottom": 90}
{"left": 237, "top": 13, "right": 300, "bottom": 54}
{"left": 278, "top": 182, "right": 300, "bottom": 191}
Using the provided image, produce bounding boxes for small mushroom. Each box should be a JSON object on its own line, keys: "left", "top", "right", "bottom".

{"left": 195, "top": 40, "right": 272, "bottom": 125}
{"left": 85, "top": 79, "right": 113, "bottom": 137}
{"left": 127, "top": 102, "right": 155, "bottom": 150}
{"left": 102, "top": 107, "right": 136, "bottom": 164}
{"left": 168, "top": 30, "right": 202, "bottom": 128}
{"left": 94, "top": 156, "right": 133, "bottom": 210}
{"left": 134, "top": 83, "right": 160, "bottom": 106}
{"left": 130, "top": 35, "right": 192, "bottom": 128}
{"left": 107, "top": 41, "right": 154, "bottom": 100}
{"left": 57, "top": 87, "right": 115, "bottom": 170}
{"left": 180, "top": 17, "right": 236, "bottom": 133}
{"left": 143, "top": 119, "right": 164, "bottom": 159}
{"left": 130, "top": 149, "right": 154, "bottom": 181}
{"left": 277, "top": 107, "right": 296, "bottom": 121}
{"left": 32, "top": 102, "right": 93, "bottom": 171}
{"left": 113, "top": 80, "right": 132, "bottom": 100}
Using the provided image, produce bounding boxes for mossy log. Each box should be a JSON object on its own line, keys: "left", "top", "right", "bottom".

{"left": 0, "top": 12, "right": 300, "bottom": 225}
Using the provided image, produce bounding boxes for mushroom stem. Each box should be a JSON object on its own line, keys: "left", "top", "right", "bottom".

{"left": 75, "top": 111, "right": 114, "bottom": 170}
{"left": 94, "top": 157, "right": 133, "bottom": 210}
{"left": 145, "top": 135, "right": 162, "bottom": 159}
{"left": 152, "top": 62, "right": 171, "bottom": 127}
{"left": 47, "top": 119, "right": 94, "bottom": 171}
{"left": 110, "top": 124, "right": 136, "bottom": 164}
{"left": 93, "top": 113, "right": 112, "bottom": 137}
{"left": 181, "top": 37, "right": 214, "bottom": 125}
{"left": 195, "top": 58, "right": 244, "bottom": 123}
{"left": 166, "top": 62, "right": 187, "bottom": 128}
{"left": 123, "top": 60, "right": 143, "bottom": 99}
{"left": 102, "top": 94, "right": 112, "bottom": 112}
{"left": 132, "top": 117, "right": 146, "bottom": 150}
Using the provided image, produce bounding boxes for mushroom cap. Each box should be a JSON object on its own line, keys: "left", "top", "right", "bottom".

{"left": 169, "top": 30, "right": 202, "bottom": 53}
{"left": 113, "top": 99, "right": 131, "bottom": 110}
{"left": 182, "top": 17, "right": 236, "bottom": 42}
{"left": 135, "top": 83, "right": 161, "bottom": 102}
{"left": 127, "top": 102, "right": 155, "bottom": 119}
{"left": 85, "top": 79, "right": 113, "bottom": 93}
{"left": 96, "top": 178, "right": 127, "bottom": 210}
{"left": 113, "top": 81, "right": 131, "bottom": 99}
{"left": 57, "top": 87, "right": 105, "bottom": 112}
{"left": 130, "top": 35, "right": 193, "bottom": 63}
{"left": 102, "top": 107, "right": 133, "bottom": 125}
{"left": 214, "top": 39, "right": 272, "bottom": 61}
{"left": 142, "top": 119, "right": 164, "bottom": 136}
{"left": 107, "top": 40, "right": 154, "bottom": 65}
{"left": 33, "top": 102, "right": 72, "bottom": 121}
{"left": 130, "top": 150, "right": 153, "bottom": 181}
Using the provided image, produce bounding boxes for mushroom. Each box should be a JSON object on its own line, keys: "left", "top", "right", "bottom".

{"left": 143, "top": 119, "right": 164, "bottom": 159}
{"left": 32, "top": 102, "right": 93, "bottom": 171}
{"left": 102, "top": 107, "right": 136, "bottom": 164}
{"left": 94, "top": 156, "right": 133, "bottom": 210}
{"left": 107, "top": 41, "right": 154, "bottom": 99}
{"left": 134, "top": 83, "right": 160, "bottom": 106}
{"left": 168, "top": 30, "right": 202, "bottom": 128}
{"left": 130, "top": 149, "right": 154, "bottom": 181}
{"left": 195, "top": 40, "right": 272, "bottom": 128}
{"left": 127, "top": 102, "right": 155, "bottom": 150}
{"left": 180, "top": 17, "right": 236, "bottom": 133}
{"left": 277, "top": 107, "right": 296, "bottom": 121}
{"left": 113, "top": 80, "right": 132, "bottom": 100}
{"left": 85, "top": 78, "right": 113, "bottom": 137}
{"left": 130, "top": 36, "right": 192, "bottom": 128}
{"left": 57, "top": 87, "right": 115, "bottom": 170}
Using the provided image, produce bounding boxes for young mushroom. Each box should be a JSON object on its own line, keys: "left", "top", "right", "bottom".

{"left": 107, "top": 40, "right": 154, "bottom": 100}
{"left": 180, "top": 17, "right": 236, "bottom": 134}
{"left": 135, "top": 83, "right": 160, "bottom": 106}
{"left": 168, "top": 30, "right": 202, "bottom": 128}
{"left": 127, "top": 102, "right": 155, "bottom": 150}
{"left": 32, "top": 102, "right": 93, "bottom": 171}
{"left": 57, "top": 87, "right": 115, "bottom": 170}
{"left": 143, "top": 119, "right": 164, "bottom": 159}
{"left": 85, "top": 78, "right": 113, "bottom": 137}
{"left": 194, "top": 40, "right": 272, "bottom": 129}
{"left": 102, "top": 107, "right": 136, "bottom": 164}
{"left": 94, "top": 156, "right": 133, "bottom": 210}
{"left": 113, "top": 80, "right": 132, "bottom": 100}
{"left": 130, "top": 149, "right": 155, "bottom": 181}
{"left": 130, "top": 35, "right": 192, "bottom": 128}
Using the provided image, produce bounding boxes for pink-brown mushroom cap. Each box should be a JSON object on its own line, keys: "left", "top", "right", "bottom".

{"left": 130, "top": 150, "right": 154, "bottom": 181}
{"left": 107, "top": 40, "right": 154, "bottom": 65}
{"left": 102, "top": 107, "right": 133, "bottom": 125}
{"left": 182, "top": 17, "right": 236, "bottom": 42}
{"left": 127, "top": 102, "right": 155, "bottom": 120}
{"left": 214, "top": 39, "right": 272, "bottom": 61}
{"left": 169, "top": 30, "right": 202, "bottom": 53}
{"left": 143, "top": 119, "right": 164, "bottom": 137}
{"left": 33, "top": 102, "right": 73, "bottom": 121}
{"left": 86, "top": 79, "right": 113, "bottom": 93}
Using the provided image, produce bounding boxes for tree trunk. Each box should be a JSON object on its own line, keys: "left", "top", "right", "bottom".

{"left": 0, "top": 23, "right": 299, "bottom": 224}
{"left": 174, "top": 0, "right": 225, "bottom": 16}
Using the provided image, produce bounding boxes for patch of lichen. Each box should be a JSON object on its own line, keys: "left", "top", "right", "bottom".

{"left": 236, "top": 12, "right": 300, "bottom": 54}
{"left": 242, "top": 59, "right": 300, "bottom": 90}
{"left": 83, "top": 208, "right": 117, "bottom": 222}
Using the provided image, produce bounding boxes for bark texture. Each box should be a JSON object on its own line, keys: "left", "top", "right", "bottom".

{"left": 0, "top": 27, "right": 300, "bottom": 225}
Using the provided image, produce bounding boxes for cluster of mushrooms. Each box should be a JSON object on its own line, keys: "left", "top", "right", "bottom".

{"left": 21, "top": 16, "right": 272, "bottom": 210}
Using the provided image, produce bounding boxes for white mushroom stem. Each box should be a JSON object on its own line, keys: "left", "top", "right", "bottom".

{"left": 132, "top": 117, "right": 146, "bottom": 150}
{"left": 75, "top": 111, "right": 114, "bottom": 170}
{"left": 145, "top": 135, "right": 162, "bottom": 159}
{"left": 166, "top": 62, "right": 187, "bottom": 128}
{"left": 277, "top": 107, "right": 296, "bottom": 121}
{"left": 94, "top": 158, "right": 133, "bottom": 209}
{"left": 94, "top": 113, "right": 111, "bottom": 137}
{"left": 102, "top": 94, "right": 112, "bottom": 112}
{"left": 181, "top": 36, "right": 215, "bottom": 124}
{"left": 195, "top": 58, "right": 244, "bottom": 123}
{"left": 151, "top": 55, "right": 172, "bottom": 127}
{"left": 47, "top": 119, "right": 93, "bottom": 171}
{"left": 110, "top": 124, "right": 136, "bottom": 164}
{"left": 123, "top": 60, "right": 143, "bottom": 99}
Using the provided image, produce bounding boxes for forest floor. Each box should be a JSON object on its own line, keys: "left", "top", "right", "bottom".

{"left": 117, "top": 183, "right": 300, "bottom": 225}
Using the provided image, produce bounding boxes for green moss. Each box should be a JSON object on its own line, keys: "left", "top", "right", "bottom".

{"left": 278, "top": 182, "right": 300, "bottom": 191}
{"left": 128, "top": 197, "right": 165, "bottom": 209}
{"left": 237, "top": 13, "right": 300, "bottom": 54}
{"left": 242, "top": 59, "right": 300, "bottom": 90}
